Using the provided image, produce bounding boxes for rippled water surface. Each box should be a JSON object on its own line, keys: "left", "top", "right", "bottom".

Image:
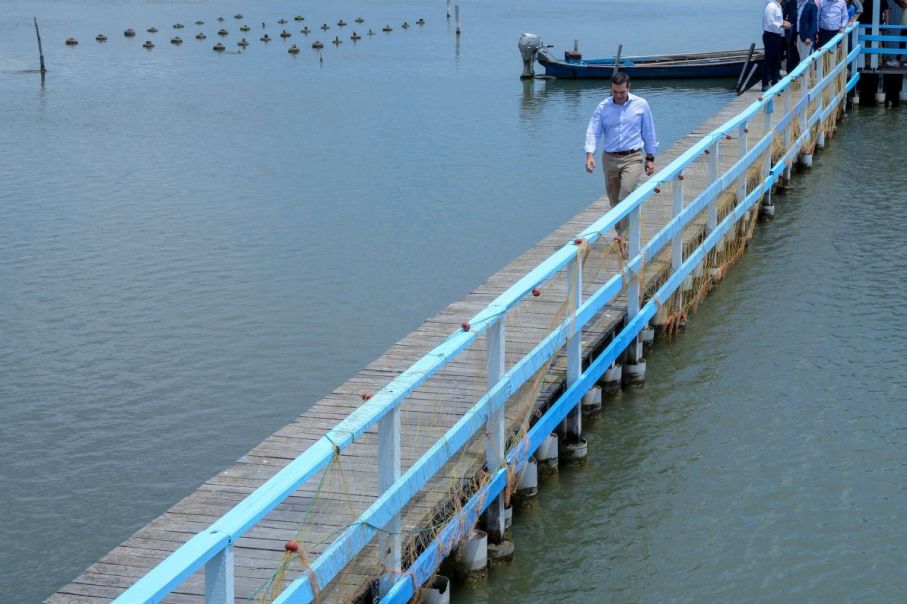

{"left": 4, "top": 1, "right": 898, "bottom": 602}
{"left": 461, "top": 108, "right": 907, "bottom": 602}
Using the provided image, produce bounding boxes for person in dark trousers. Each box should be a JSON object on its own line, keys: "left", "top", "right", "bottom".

{"left": 858, "top": 0, "right": 889, "bottom": 25}
{"left": 783, "top": 0, "right": 801, "bottom": 72}
{"left": 763, "top": 0, "right": 792, "bottom": 91}
{"left": 857, "top": 0, "right": 890, "bottom": 65}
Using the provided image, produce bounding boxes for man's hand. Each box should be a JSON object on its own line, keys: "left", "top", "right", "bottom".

{"left": 645, "top": 159, "right": 655, "bottom": 176}
{"left": 805, "top": 38, "right": 812, "bottom": 45}
{"left": 585, "top": 153, "right": 596, "bottom": 173}
{"left": 782, "top": 20, "right": 792, "bottom": 29}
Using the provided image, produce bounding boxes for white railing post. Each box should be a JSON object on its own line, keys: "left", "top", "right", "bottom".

{"left": 762, "top": 101, "right": 773, "bottom": 181}
{"left": 801, "top": 69, "right": 810, "bottom": 145}
{"left": 561, "top": 251, "right": 583, "bottom": 442}
{"left": 761, "top": 100, "right": 775, "bottom": 212}
{"left": 626, "top": 208, "right": 642, "bottom": 363}
{"left": 377, "top": 406, "right": 401, "bottom": 595}
{"left": 707, "top": 141, "right": 718, "bottom": 232}
{"left": 843, "top": 23, "right": 851, "bottom": 83}
{"left": 672, "top": 174, "right": 683, "bottom": 272}
{"left": 783, "top": 86, "right": 793, "bottom": 183}
{"left": 204, "top": 545, "right": 234, "bottom": 604}
{"left": 736, "top": 121, "right": 748, "bottom": 203}
{"left": 483, "top": 318, "right": 506, "bottom": 543}
{"left": 816, "top": 54, "right": 826, "bottom": 148}
{"left": 870, "top": 3, "right": 879, "bottom": 71}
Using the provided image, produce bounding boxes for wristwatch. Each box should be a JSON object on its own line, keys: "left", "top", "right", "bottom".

{"left": 645, "top": 154, "right": 655, "bottom": 161}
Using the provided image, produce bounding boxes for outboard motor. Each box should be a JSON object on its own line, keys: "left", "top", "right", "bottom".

{"left": 518, "top": 33, "right": 543, "bottom": 79}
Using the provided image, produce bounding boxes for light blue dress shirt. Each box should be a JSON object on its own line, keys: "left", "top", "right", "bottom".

{"left": 819, "top": 0, "right": 849, "bottom": 30}
{"left": 584, "top": 93, "right": 658, "bottom": 156}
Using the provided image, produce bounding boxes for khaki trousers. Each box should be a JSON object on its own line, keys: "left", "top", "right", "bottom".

{"left": 602, "top": 151, "right": 644, "bottom": 235}
{"left": 796, "top": 38, "right": 812, "bottom": 64}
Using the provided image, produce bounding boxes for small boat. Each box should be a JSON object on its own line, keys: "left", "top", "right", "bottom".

{"left": 534, "top": 45, "right": 764, "bottom": 79}
{"left": 519, "top": 34, "right": 764, "bottom": 80}
{"left": 171, "top": 36, "right": 183, "bottom": 44}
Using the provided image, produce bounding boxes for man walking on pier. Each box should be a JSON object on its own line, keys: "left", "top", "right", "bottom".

{"left": 584, "top": 72, "right": 657, "bottom": 241}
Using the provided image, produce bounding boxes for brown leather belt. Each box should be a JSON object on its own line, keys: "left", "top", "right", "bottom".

{"left": 605, "top": 148, "right": 641, "bottom": 157}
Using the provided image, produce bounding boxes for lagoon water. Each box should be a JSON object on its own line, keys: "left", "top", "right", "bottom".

{"left": 1, "top": 1, "right": 903, "bottom": 601}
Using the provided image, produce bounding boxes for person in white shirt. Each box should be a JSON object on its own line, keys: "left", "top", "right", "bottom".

{"left": 763, "top": 0, "right": 792, "bottom": 91}
{"left": 584, "top": 72, "right": 658, "bottom": 239}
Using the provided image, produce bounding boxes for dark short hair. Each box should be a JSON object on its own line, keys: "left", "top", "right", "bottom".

{"left": 611, "top": 71, "right": 630, "bottom": 86}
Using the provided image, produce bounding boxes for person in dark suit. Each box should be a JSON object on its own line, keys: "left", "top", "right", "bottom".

{"left": 783, "top": 0, "right": 800, "bottom": 72}
{"left": 796, "top": 0, "right": 820, "bottom": 62}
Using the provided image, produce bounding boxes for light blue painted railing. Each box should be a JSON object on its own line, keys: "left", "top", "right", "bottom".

{"left": 114, "top": 27, "right": 859, "bottom": 604}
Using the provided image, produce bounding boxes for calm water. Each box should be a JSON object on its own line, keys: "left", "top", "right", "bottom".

{"left": 461, "top": 108, "right": 907, "bottom": 603}
{"left": 1, "top": 1, "right": 896, "bottom": 602}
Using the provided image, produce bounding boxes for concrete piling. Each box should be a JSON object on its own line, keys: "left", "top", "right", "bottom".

{"left": 581, "top": 385, "right": 602, "bottom": 418}
{"left": 417, "top": 575, "right": 451, "bottom": 604}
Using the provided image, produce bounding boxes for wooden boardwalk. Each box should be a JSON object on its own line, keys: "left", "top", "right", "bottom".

{"left": 49, "top": 89, "right": 767, "bottom": 604}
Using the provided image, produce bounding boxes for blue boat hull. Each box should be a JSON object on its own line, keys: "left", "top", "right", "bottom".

{"left": 537, "top": 48, "right": 764, "bottom": 79}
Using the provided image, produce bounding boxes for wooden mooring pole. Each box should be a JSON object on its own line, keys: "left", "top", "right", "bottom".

{"left": 34, "top": 17, "right": 47, "bottom": 76}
